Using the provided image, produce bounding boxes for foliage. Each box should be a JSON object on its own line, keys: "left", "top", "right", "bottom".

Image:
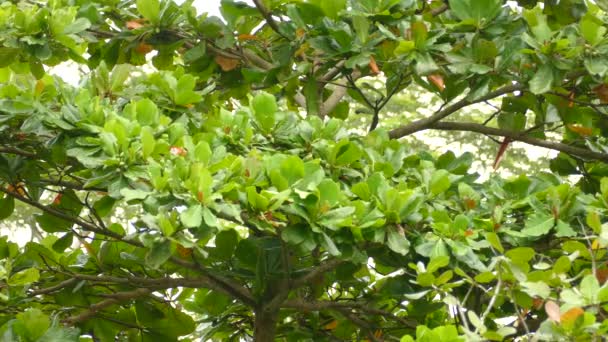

{"left": 2, "top": 0, "right": 608, "bottom": 341}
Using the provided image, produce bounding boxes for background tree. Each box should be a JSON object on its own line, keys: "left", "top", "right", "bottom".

{"left": 2, "top": 0, "right": 608, "bottom": 341}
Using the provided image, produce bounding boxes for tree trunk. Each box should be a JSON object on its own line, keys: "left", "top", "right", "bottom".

{"left": 253, "top": 309, "right": 278, "bottom": 342}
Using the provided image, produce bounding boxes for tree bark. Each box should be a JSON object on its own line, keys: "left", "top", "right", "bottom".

{"left": 253, "top": 309, "right": 278, "bottom": 342}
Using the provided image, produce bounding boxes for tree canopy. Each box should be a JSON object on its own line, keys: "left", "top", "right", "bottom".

{"left": 2, "top": 0, "right": 608, "bottom": 341}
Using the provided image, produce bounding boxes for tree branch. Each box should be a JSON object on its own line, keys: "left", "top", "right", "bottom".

{"left": 3, "top": 189, "right": 256, "bottom": 306}
{"left": 252, "top": 0, "right": 287, "bottom": 39}
{"left": 63, "top": 288, "right": 151, "bottom": 325}
{"left": 290, "top": 259, "right": 344, "bottom": 289}
{"left": 388, "top": 84, "right": 524, "bottom": 139}
{"left": 430, "top": 3, "right": 449, "bottom": 16}
{"left": 0, "top": 146, "right": 37, "bottom": 158}
{"left": 282, "top": 298, "right": 417, "bottom": 328}
{"left": 30, "top": 278, "right": 78, "bottom": 295}
{"left": 429, "top": 121, "right": 608, "bottom": 162}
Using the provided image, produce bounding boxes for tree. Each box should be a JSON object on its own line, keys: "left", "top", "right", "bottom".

{"left": 2, "top": 0, "right": 608, "bottom": 341}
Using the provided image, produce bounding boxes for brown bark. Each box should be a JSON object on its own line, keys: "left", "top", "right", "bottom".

{"left": 253, "top": 309, "right": 278, "bottom": 342}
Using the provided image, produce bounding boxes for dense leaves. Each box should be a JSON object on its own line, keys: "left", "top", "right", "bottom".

{"left": 2, "top": 0, "right": 608, "bottom": 341}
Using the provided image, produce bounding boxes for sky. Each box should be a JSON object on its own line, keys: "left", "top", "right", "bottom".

{"left": 192, "top": 0, "right": 252, "bottom": 17}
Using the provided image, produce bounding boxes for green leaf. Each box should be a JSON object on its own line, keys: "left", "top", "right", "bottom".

{"left": 37, "top": 327, "right": 80, "bottom": 342}
{"left": 0, "top": 48, "right": 19, "bottom": 68}
{"left": 202, "top": 206, "right": 218, "bottom": 227}
{"left": 429, "top": 169, "right": 451, "bottom": 196}
{"left": 141, "top": 126, "right": 156, "bottom": 159}
{"left": 529, "top": 64, "right": 554, "bottom": 95}
{"left": 484, "top": 232, "right": 504, "bottom": 253}
{"left": 497, "top": 112, "right": 526, "bottom": 131}
{"left": 427, "top": 255, "right": 450, "bottom": 273}
{"left": 145, "top": 240, "right": 172, "bottom": 269}
{"left": 282, "top": 225, "right": 312, "bottom": 245}
{"left": 387, "top": 228, "right": 410, "bottom": 255}
{"left": 505, "top": 247, "right": 535, "bottom": 264}
{"left": 321, "top": 232, "right": 341, "bottom": 256}
{"left": 584, "top": 57, "right": 608, "bottom": 77}
{"left": 14, "top": 309, "right": 50, "bottom": 341}
{"left": 580, "top": 14, "right": 606, "bottom": 45}
{"left": 213, "top": 229, "right": 238, "bottom": 260}
{"left": 120, "top": 188, "right": 149, "bottom": 201}
{"left": 394, "top": 40, "right": 415, "bottom": 56}
{"left": 580, "top": 274, "right": 599, "bottom": 302}
{"left": 8, "top": 268, "right": 40, "bottom": 286}
{"left": 450, "top": 0, "right": 502, "bottom": 27}
{"left": 521, "top": 281, "right": 551, "bottom": 298}
{"left": 521, "top": 213, "right": 554, "bottom": 236}
{"left": 137, "top": 0, "right": 161, "bottom": 22}
{"left": 320, "top": 0, "right": 346, "bottom": 18}
{"left": 63, "top": 18, "right": 91, "bottom": 35}
{"left": 252, "top": 92, "right": 277, "bottom": 133}
{"left": 52, "top": 233, "right": 73, "bottom": 253}
{"left": 181, "top": 204, "right": 203, "bottom": 228}
{"left": 136, "top": 99, "right": 159, "bottom": 126}
{"left": 0, "top": 194, "right": 15, "bottom": 220}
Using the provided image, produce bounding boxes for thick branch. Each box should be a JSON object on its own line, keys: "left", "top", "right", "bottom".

{"left": 320, "top": 80, "right": 348, "bottom": 116}
{"left": 252, "top": 0, "right": 286, "bottom": 39}
{"left": 389, "top": 84, "right": 524, "bottom": 139}
{"left": 429, "top": 122, "right": 608, "bottom": 162}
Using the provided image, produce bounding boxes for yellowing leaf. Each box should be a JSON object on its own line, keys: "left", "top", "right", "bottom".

{"left": 560, "top": 307, "right": 584, "bottom": 325}
{"left": 324, "top": 320, "right": 338, "bottom": 330}
{"left": 215, "top": 55, "right": 240, "bottom": 71}
{"left": 35, "top": 80, "right": 45, "bottom": 95}
{"left": 237, "top": 34, "right": 258, "bottom": 41}
{"left": 567, "top": 124, "right": 593, "bottom": 137}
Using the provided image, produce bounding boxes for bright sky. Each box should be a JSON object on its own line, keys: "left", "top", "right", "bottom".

{"left": 193, "top": 0, "right": 253, "bottom": 17}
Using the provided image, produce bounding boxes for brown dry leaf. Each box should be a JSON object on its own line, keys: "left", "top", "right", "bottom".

{"left": 427, "top": 73, "right": 445, "bottom": 91}
{"left": 324, "top": 320, "right": 338, "bottom": 330}
{"left": 176, "top": 244, "right": 193, "bottom": 258}
{"left": 237, "top": 33, "right": 258, "bottom": 41}
{"left": 126, "top": 20, "right": 145, "bottom": 30}
{"left": 593, "top": 83, "right": 608, "bottom": 103}
{"left": 544, "top": 300, "right": 561, "bottom": 322}
{"left": 567, "top": 124, "right": 593, "bottom": 137}
{"left": 215, "top": 55, "right": 240, "bottom": 71}
{"left": 369, "top": 55, "right": 380, "bottom": 75}
{"left": 464, "top": 198, "right": 477, "bottom": 210}
{"left": 135, "top": 43, "right": 153, "bottom": 54}
{"left": 560, "top": 307, "right": 584, "bottom": 325}
{"left": 596, "top": 268, "right": 608, "bottom": 284}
